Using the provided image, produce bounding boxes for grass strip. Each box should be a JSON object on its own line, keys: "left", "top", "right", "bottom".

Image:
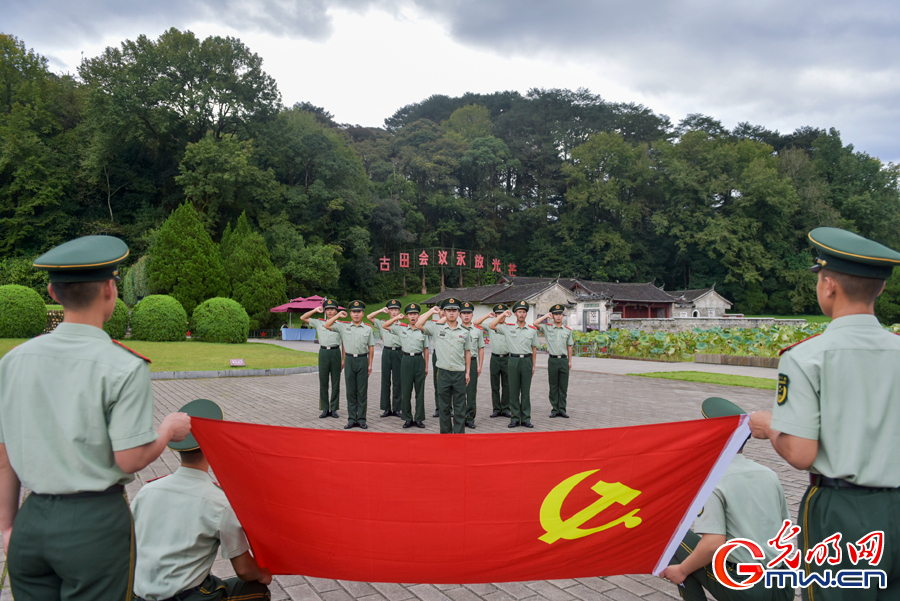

{"left": 627, "top": 370, "right": 777, "bottom": 390}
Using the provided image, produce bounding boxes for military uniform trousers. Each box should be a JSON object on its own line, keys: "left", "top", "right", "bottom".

{"left": 9, "top": 486, "right": 134, "bottom": 601}
{"left": 670, "top": 530, "right": 793, "bottom": 601}
{"left": 547, "top": 356, "right": 569, "bottom": 414}
{"left": 432, "top": 350, "right": 440, "bottom": 411}
{"left": 437, "top": 369, "right": 466, "bottom": 434}
{"left": 400, "top": 353, "right": 427, "bottom": 422}
{"left": 344, "top": 355, "right": 369, "bottom": 425}
{"left": 507, "top": 355, "right": 533, "bottom": 424}
{"left": 798, "top": 479, "right": 900, "bottom": 601}
{"left": 134, "top": 573, "right": 269, "bottom": 601}
{"left": 466, "top": 357, "right": 478, "bottom": 423}
{"left": 318, "top": 347, "right": 341, "bottom": 412}
{"left": 380, "top": 347, "right": 402, "bottom": 413}
{"left": 490, "top": 353, "right": 510, "bottom": 413}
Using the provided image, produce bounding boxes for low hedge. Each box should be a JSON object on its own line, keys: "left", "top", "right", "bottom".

{"left": 130, "top": 295, "right": 187, "bottom": 342}
{"left": 0, "top": 284, "right": 47, "bottom": 338}
{"left": 191, "top": 297, "right": 250, "bottom": 343}
{"left": 103, "top": 298, "right": 129, "bottom": 339}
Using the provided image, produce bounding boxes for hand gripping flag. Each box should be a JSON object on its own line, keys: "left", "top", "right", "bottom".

{"left": 191, "top": 415, "right": 748, "bottom": 583}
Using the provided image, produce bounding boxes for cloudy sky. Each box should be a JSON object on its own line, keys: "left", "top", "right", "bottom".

{"left": 4, "top": 1, "right": 899, "bottom": 162}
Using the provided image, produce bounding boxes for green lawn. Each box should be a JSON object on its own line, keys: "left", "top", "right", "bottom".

{"left": 627, "top": 370, "right": 777, "bottom": 390}
{"left": 46, "top": 305, "right": 62, "bottom": 310}
{"left": 0, "top": 339, "right": 317, "bottom": 373}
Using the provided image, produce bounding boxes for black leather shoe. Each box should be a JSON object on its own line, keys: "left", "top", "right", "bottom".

{"left": 358, "top": 423, "right": 368, "bottom": 429}
{"left": 330, "top": 411, "right": 339, "bottom": 418}
{"left": 490, "top": 411, "right": 501, "bottom": 418}
{"left": 344, "top": 422, "right": 356, "bottom": 429}
{"left": 433, "top": 410, "right": 440, "bottom": 418}
{"left": 465, "top": 421, "right": 475, "bottom": 429}
{"left": 558, "top": 411, "right": 569, "bottom": 418}
{"left": 380, "top": 410, "right": 392, "bottom": 418}
{"left": 394, "top": 411, "right": 403, "bottom": 417}
{"left": 415, "top": 421, "right": 425, "bottom": 428}
{"left": 402, "top": 420, "right": 413, "bottom": 428}
{"left": 501, "top": 410, "right": 512, "bottom": 418}
{"left": 508, "top": 421, "right": 520, "bottom": 428}
{"left": 549, "top": 412, "right": 558, "bottom": 418}
{"left": 523, "top": 421, "right": 534, "bottom": 428}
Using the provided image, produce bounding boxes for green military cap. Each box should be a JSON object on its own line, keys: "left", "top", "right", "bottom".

{"left": 405, "top": 302, "right": 422, "bottom": 314}
{"left": 33, "top": 235, "right": 129, "bottom": 283}
{"left": 701, "top": 396, "right": 746, "bottom": 419}
{"left": 549, "top": 304, "right": 565, "bottom": 314}
{"left": 808, "top": 227, "right": 900, "bottom": 279}
{"left": 443, "top": 297, "right": 460, "bottom": 310}
{"left": 460, "top": 301, "right": 474, "bottom": 313}
{"left": 168, "top": 398, "right": 223, "bottom": 451}
{"left": 512, "top": 300, "right": 529, "bottom": 312}
{"left": 493, "top": 303, "right": 508, "bottom": 313}
{"left": 385, "top": 299, "right": 402, "bottom": 310}
{"left": 349, "top": 300, "right": 366, "bottom": 311}
{"left": 323, "top": 298, "right": 339, "bottom": 310}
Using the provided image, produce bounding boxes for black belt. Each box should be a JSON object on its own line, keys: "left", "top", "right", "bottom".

{"left": 319, "top": 345, "right": 340, "bottom": 350}
{"left": 384, "top": 346, "right": 401, "bottom": 351}
{"left": 511, "top": 353, "right": 532, "bottom": 358}
{"left": 492, "top": 353, "right": 508, "bottom": 358}
{"left": 403, "top": 352, "right": 422, "bottom": 356}
{"left": 134, "top": 584, "right": 201, "bottom": 601}
{"left": 813, "top": 475, "right": 898, "bottom": 490}
{"left": 549, "top": 354, "right": 566, "bottom": 358}
{"left": 347, "top": 353, "right": 367, "bottom": 358}
{"left": 33, "top": 484, "right": 124, "bottom": 499}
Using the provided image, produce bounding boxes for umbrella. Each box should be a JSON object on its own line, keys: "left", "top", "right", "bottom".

{"left": 270, "top": 296, "right": 343, "bottom": 327}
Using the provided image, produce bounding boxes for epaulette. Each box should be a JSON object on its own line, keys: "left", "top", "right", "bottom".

{"left": 145, "top": 475, "right": 168, "bottom": 483}
{"left": 565, "top": 326, "right": 572, "bottom": 330}
{"left": 113, "top": 340, "right": 152, "bottom": 363}
{"left": 475, "top": 324, "right": 483, "bottom": 330}
{"left": 528, "top": 325, "right": 537, "bottom": 330}
{"left": 399, "top": 322, "right": 409, "bottom": 327}
{"left": 778, "top": 334, "right": 822, "bottom": 356}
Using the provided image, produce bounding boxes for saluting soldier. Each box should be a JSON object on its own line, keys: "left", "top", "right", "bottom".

{"left": 491, "top": 301, "right": 538, "bottom": 428}
{"left": 429, "top": 301, "right": 446, "bottom": 418}
{"left": 383, "top": 303, "right": 429, "bottom": 428}
{"left": 749, "top": 227, "right": 900, "bottom": 601}
{"left": 534, "top": 304, "right": 575, "bottom": 418}
{"left": 478, "top": 303, "right": 511, "bottom": 418}
{"left": 369, "top": 300, "right": 403, "bottom": 418}
{"left": 0, "top": 235, "right": 191, "bottom": 600}
{"left": 415, "top": 298, "right": 472, "bottom": 434}
{"left": 459, "top": 302, "right": 485, "bottom": 429}
{"left": 301, "top": 298, "right": 344, "bottom": 419}
{"left": 325, "top": 301, "right": 375, "bottom": 430}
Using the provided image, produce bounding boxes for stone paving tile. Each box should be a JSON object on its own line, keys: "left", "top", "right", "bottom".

{"left": 409, "top": 584, "right": 454, "bottom": 601}
{"left": 573, "top": 578, "right": 616, "bottom": 594}
{"left": 464, "top": 584, "right": 500, "bottom": 596}
{"left": 306, "top": 577, "right": 344, "bottom": 592}
{"left": 269, "top": 583, "right": 291, "bottom": 601}
{"left": 372, "top": 582, "right": 417, "bottom": 601}
{"left": 279, "top": 575, "right": 313, "bottom": 588}
{"left": 481, "top": 593, "right": 519, "bottom": 601}
{"left": 599, "top": 588, "right": 644, "bottom": 601}
{"left": 285, "top": 583, "right": 325, "bottom": 601}
{"left": 322, "top": 588, "right": 357, "bottom": 601}
{"left": 493, "top": 582, "right": 537, "bottom": 599}
{"left": 446, "top": 585, "right": 489, "bottom": 601}
{"left": 525, "top": 581, "right": 576, "bottom": 601}
{"left": 357, "top": 594, "right": 387, "bottom": 601}
{"left": 340, "top": 580, "right": 379, "bottom": 597}
{"left": 602, "top": 576, "right": 654, "bottom": 597}
{"left": 435, "top": 584, "right": 463, "bottom": 591}
{"left": 547, "top": 579, "right": 579, "bottom": 589}
{"left": 566, "top": 584, "right": 616, "bottom": 601}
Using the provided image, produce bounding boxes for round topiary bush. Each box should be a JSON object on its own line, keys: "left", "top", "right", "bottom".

{"left": 103, "top": 298, "right": 129, "bottom": 339}
{"left": 0, "top": 284, "right": 47, "bottom": 338}
{"left": 191, "top": 297, "right": 250, "bottom": 343}
{"left": 130, "top": 295, "right": 188, "bottom": 342}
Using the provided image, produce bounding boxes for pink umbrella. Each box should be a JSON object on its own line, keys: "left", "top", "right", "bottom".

{"left": 270, "top": 296, "right": 342, "bottom": 326}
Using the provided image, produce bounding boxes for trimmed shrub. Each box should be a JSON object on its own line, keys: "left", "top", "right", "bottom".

{"left": 0, "top": 257, "right": 51, "bottom": 302}
{"left": 0, "top": 284, "right": 47, "bottom": 338}
{"left": 191, "top": 297, "right": 250, "bottom": 343}
{"left": 123, "top": 255, "right": 150, "bottom": 307}
{"left": 103, "top": 298, "right": 129, "bottom": 339}
{"left": 130, "top": 295, "right": 188, "bottom": 342}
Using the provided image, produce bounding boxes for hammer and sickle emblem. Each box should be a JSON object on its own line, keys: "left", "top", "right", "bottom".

{"left": 539, "top": 469, "right": 642, "bottom": 544}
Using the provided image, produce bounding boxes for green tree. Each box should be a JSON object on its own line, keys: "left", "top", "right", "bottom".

{"left": 222, "top": 213, "right": 286, "bottom": 329}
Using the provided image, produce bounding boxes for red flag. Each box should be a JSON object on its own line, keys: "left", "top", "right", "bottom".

{"left": 191, "top": 416, "right": 748, "bottom": 583}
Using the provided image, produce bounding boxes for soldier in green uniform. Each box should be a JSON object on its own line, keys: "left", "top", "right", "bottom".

{"left": 325, "top": 301, "right": 375, "bottom": 430}
{"left": 490, "top": 301, "right": 539, "bottom": 428}
{"left": 459, "top": 302, "right": 485, "bottom": 429}
{"left": 661, "top": 397, "right": 793, "bottom": 601}
{"left": 301, "top": 298, "right": 344, "bottom": 418}
{"left": 430, "top": 302, "right": 446, "bottom": 418}
{"left": 415, "top": 298, "right": 472, "bottom": 434}
{"left": 131, "top": 399, "right": 271, "bottom": 601}
{"left": 749, "top": 227, "right": 900, "bottom": 601}
{"left": 382, "top": 303, "right": 429, "bottom": 428}
{"left": 477, "top": 304, "right": 511, "bottom": 418}
{"left": 0, "top": 235, "right": 191, "bottom": 601}
{"left": 369, "top": 300, "right": 403, "bottom": 418}
{"left": 534, "top": 304, "right": 575, "bottom": 418}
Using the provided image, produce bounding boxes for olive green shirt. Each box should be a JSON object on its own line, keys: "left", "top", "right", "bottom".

{"left": 330, "top": 321, "right": 375, "bottom": 355}
{"left": 422, "top": 321, "right": 472, "bottom": 372}
{"left": 310, "top": 318, "right": 343, "bottom": 347}
{"left": 771, "top": 314, "right": 900, "bottom": 487}
{"left": 0, "top": 322, "right": 157, "bottom": 494}
{"left": 539, "top": 323, "right": 575, "bottom": 356}
{"left": 391, "top": 323, "right": 428, "bottom": 354}
{"left": 494, "top": 323, "right": 540, "bottom": 355}
{"left": 131, "top": 467, "right": 250, "bottom": 600}
{"left": 372, "top": 318, "right": 401, "bottom": 348}
{"left": 463, "top": 324, "right": 486, "bottom": 367}
{"left": 694, "top": 454, "right": 790, "bottom": 565}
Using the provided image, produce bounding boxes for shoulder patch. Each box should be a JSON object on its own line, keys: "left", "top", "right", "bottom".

{"left": 528, "top": 325, "right": 537, "bottom": 330}
{"left": 778, "top": 333, "right": 822, "bottom": 356}
{"left": 565, "top": 326, "right": 572, "bottom": 330}
{"left": 145, "top": 474, "right": 168, "bottom": 483}
{"left": 399, "top": 322, "right": 409, "bottom": 327}
{"left": 475, "top": 324, "right": 483, "bottom": 330}
{"left": 113, "top": 339, "right": 151, "bottom": 363}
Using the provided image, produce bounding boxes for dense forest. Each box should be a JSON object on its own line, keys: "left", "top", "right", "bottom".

{"left": 3, "top": 29, "right": 900, "bottom": 323}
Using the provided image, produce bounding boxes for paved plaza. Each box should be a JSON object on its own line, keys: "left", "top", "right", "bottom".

{"left": 1, "top": 346, "right": 802, "bottom": 600}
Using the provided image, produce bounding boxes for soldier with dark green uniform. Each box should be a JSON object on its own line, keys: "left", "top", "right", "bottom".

{"left": 478, "top": 304, "right": 511, "bottom": 418}
{"left": 325, "top": 301, "right": 375, "bottom": 430}
{"left": 131, "top": 399, "right": 271, "bottom": 601}
{"left": 430, "top": 302, "right": 446, "bottom": 418}
{"left": 416, "top": 298, "right": 472, "bottom": 434}
{"left": 369, "top": 300, "right": 403, "bottom": 418}
{"left": 491, "top": 301, "right": 539, "bottom": 428}
{"left": 750, "top": 227, "right": 900, "bottom": 601}
{"left": 383, "top": 303, "right": 429, "bottom": 428}
{"left": 301, "top": 298, "right": 344, "bottom": 418}
{"left": 460, "top": 302, "right": 485, "bottom": 429}
{"left": 662, "top": 397, "right": 793, "bottom": 601}
{"left": 535, "top": 304, "right": 575, "bottom": 418}
{"left": 0, "top": 235, "right": 191, "bottom": 601}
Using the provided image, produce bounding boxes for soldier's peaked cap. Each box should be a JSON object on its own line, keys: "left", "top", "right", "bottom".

{"left": 808, "top": 227, "right": 900, "bottom": 279}
{"left": 33, "top": 235, "right": 129, "bottom": 283}
{"left": 443, "top": 297, "right": 460, "bottom": 310}
{"left": 512, "top": 300, "right": 529, "bottom": 312}
{"left": 323, "top": 298, "right": 339, "bottom": 310}
{"left": 168, "top": 399, "right": 223, "bottom": 452}
{"left": 492, "top": 303, "right": 509, "bottom": 313}
{"left": 460, "top": 301, "right": 474, "bottom": 313}
{"left": 405, "top": 302, "right": 422, "bottom": 314}
{"left": 349, "top": 300, "right": 366, "bottom": 311}
{"left": 550, "top": 304, "right": 565, "bottom": 313}
{"left": 701, "top": 397, "right": 746, "bottom": 419}
{"left": 385, "top": 299, "right": 402, "bottom": 309}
